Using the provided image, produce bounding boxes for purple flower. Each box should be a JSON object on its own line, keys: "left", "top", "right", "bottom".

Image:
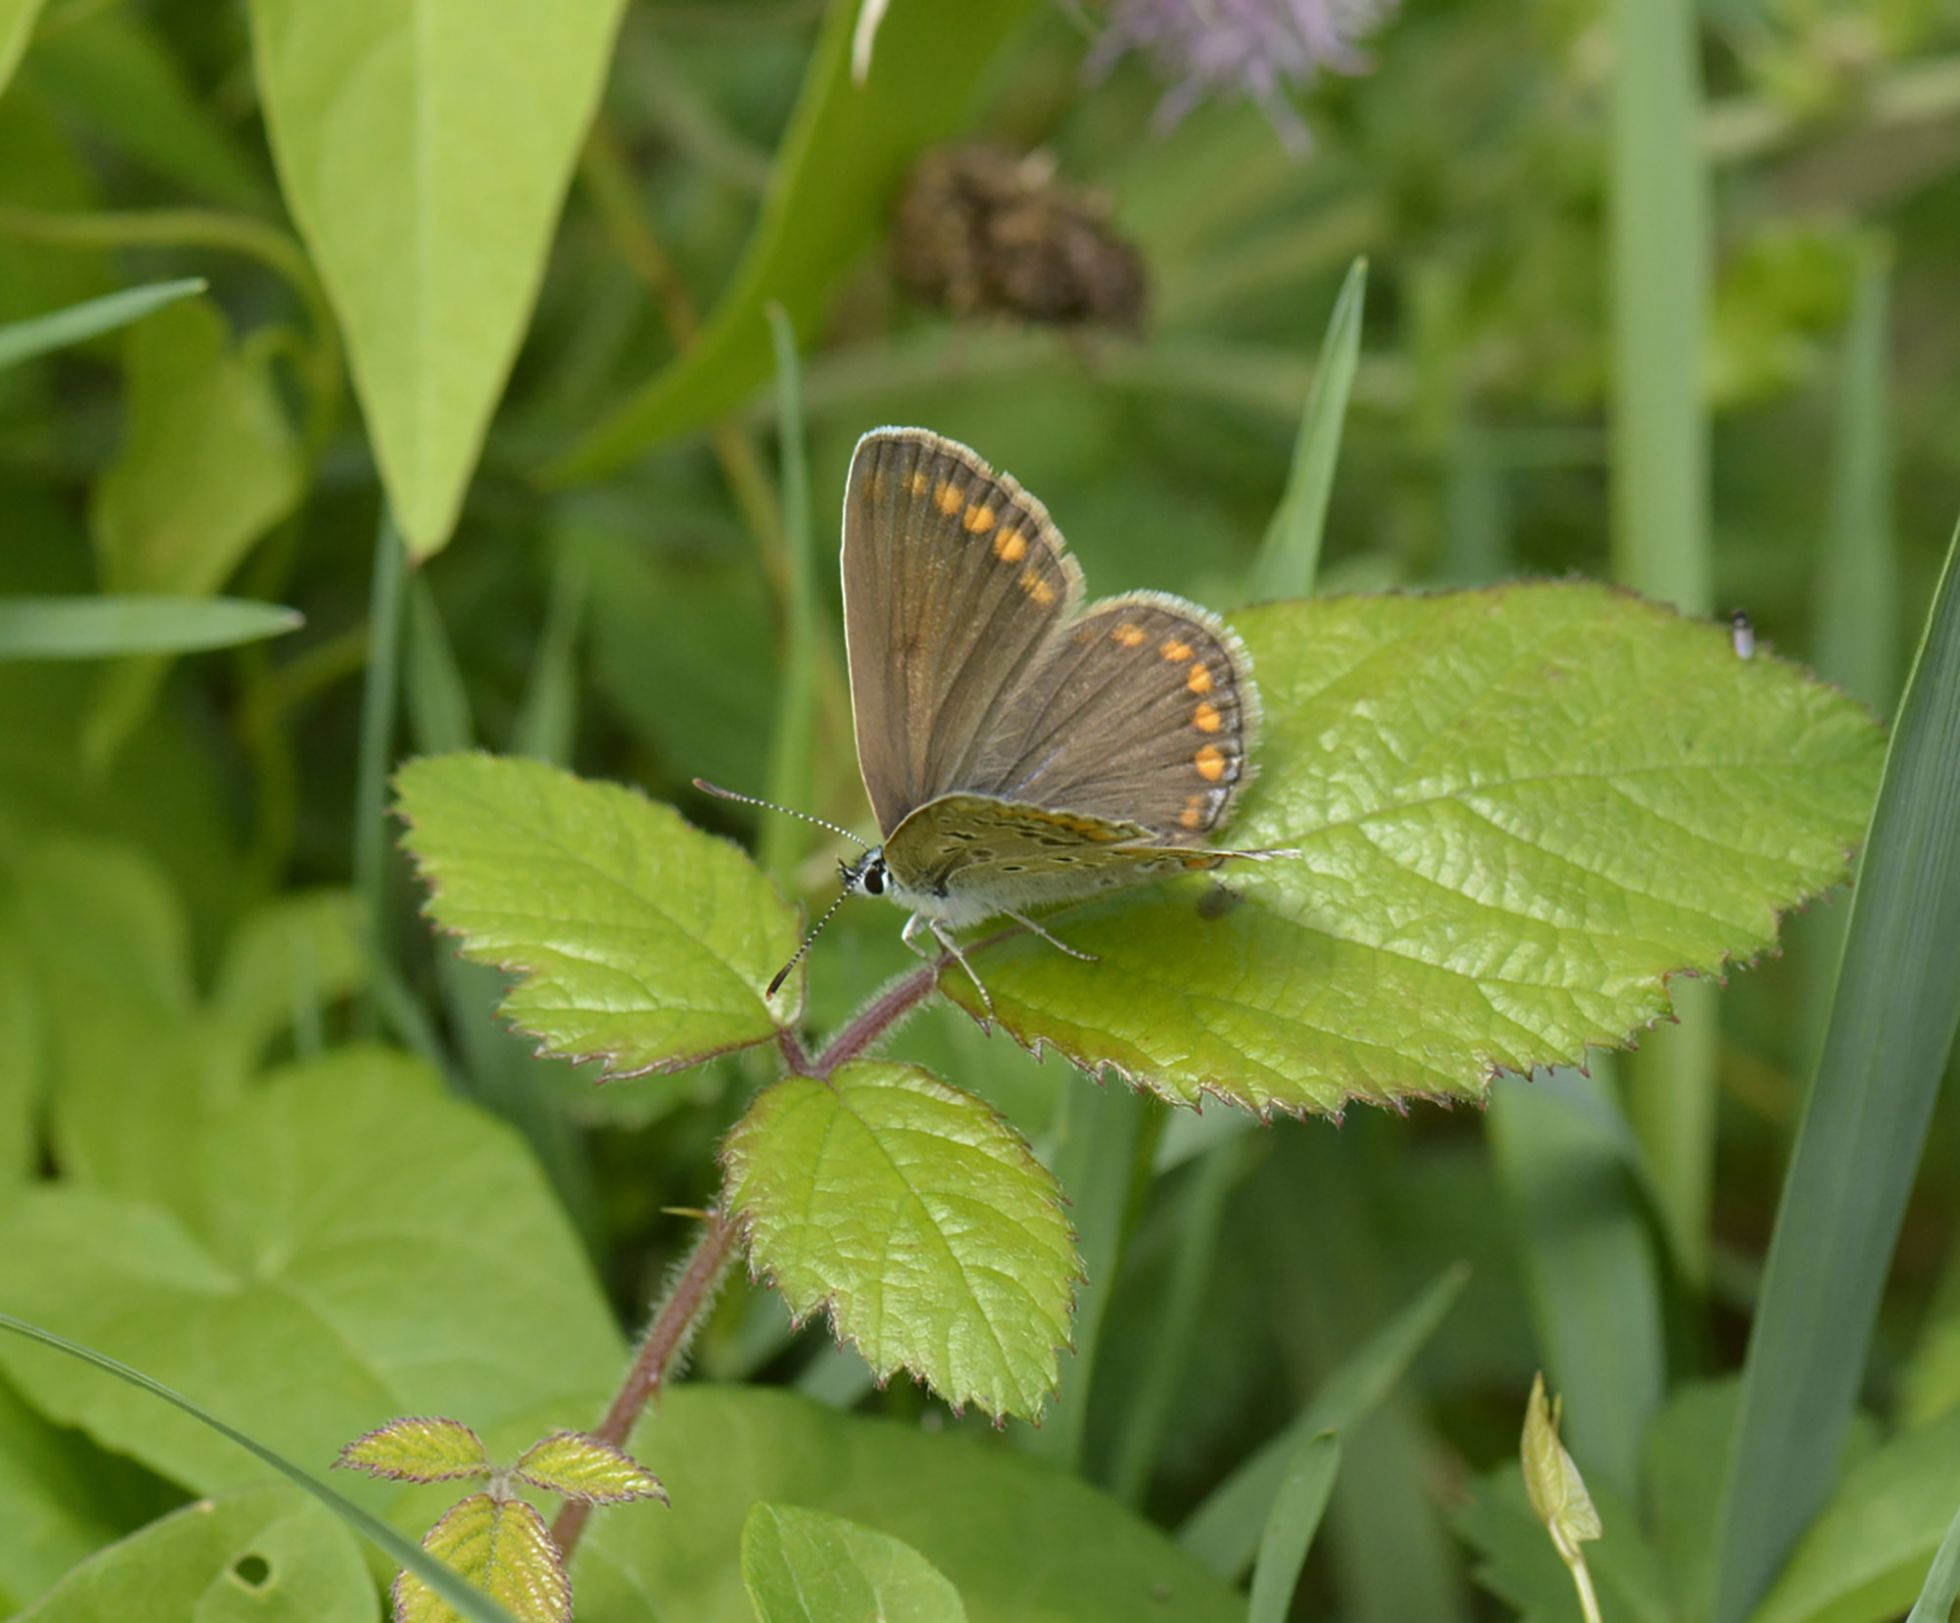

{"left": 1088, "top": 0, "right": 1397, "bottom": 149}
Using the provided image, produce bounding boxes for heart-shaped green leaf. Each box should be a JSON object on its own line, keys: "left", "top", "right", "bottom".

{"left": 16, "top": 1484, "right": 373, "bottom": 1623}
{"left": 0, "top": 1047, "right": 621, "bottom": 1496}
{"left": 396, "top": 1494, "right": 566, "bottom": 1623}
{"left": 742, "top": 1502, "right": 966, "bottom": 1623}
{"left": 722, "top": 1061, "right": 1077, "bottom": 1421}
{"left": 396, "top": 753, "right": 801, "bottom": 1077}
{"left": 949, "top": 584, "right": 1884, "bottom": 1118}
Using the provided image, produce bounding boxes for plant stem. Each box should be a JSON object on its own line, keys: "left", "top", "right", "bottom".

{"left": 552, "top": 1209, "right": 742, "bottom": 1563}
{"left": 807, "top": 962, "right": 943, "bottom": 1077}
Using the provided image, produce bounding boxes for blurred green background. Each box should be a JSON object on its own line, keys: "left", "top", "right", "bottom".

{"left": 2, "top": 0, "right": 1959, "bottom": 1617}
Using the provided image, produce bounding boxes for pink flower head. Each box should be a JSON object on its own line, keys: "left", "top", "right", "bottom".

{"left": 1088, "top": 0, "right": 1397, "bottom": 150}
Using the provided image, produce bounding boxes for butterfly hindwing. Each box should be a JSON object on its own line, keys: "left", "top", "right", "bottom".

{"left": 960, "top": 592, "right": 1258, "bottom": 843}
{"left": 843, "top": 429, "right": 1084, "bottom": 836}
{"left": 883, "top": 793, "right": 1223, "bottom": 912}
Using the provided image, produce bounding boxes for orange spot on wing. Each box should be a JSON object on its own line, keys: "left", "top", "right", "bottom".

{"left": 1112, "top": 623, "right": 1147, "bottom": 647}
{"left": 962, "top": 503, "right": 997, "bottom": 534}
{"left": 907, "top": 470, "right": 930, "bottom": 496}
{"left": 1194, "top": 744, "right": 1227, "bottom": 782}
{"left": 934, "top": 481, "right": 964, "bottom": 516}
{"left": 1020, "top": 568, "right": 1057, "bottom": 605}
{"left": 993, "top": 529, "right": 1028, "bottom": 563}
{"left": 1160, "top": 639, "right": 1193, "bottom": 662}
{"left": 1186, "top": 665, "right": 1214, "bottom": 694}
{"left": 1192, "top": 701, "right": 1221, "bottom": 733}
{"left": 1178, "top": 795, "right": 1205, "bottom": 831}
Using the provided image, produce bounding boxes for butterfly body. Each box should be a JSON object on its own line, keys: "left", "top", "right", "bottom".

{"left": 824, "top": 428, "right": 1288, "bottom": 1008}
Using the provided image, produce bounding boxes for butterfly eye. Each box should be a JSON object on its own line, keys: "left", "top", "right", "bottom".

{"left": 863, "top": 861, "right": 887, "bottom": 897}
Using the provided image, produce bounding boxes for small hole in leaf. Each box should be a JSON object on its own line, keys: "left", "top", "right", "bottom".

{"left": 233, "top": 1554, "right": 272, "bottom": 1588}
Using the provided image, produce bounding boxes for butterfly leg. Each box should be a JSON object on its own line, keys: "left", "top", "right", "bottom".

{"left": 926, "top": 917, "right": 995, "bottom": 1024}
{"left": 1003, "top": 909, "right": 1098, "bottom": 963}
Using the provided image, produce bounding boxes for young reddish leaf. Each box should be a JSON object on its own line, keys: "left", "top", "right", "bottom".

{"left": 513, "top": 1430, "right": 666, "bottom": 1505}
{"left": 335, "top": 1415, "right": 491, "bottom": 1485}
{"left": 394, "top": 1494, "right": 568, "bottom": 1623}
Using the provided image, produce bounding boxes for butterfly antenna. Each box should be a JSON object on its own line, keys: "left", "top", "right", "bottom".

{"left": 692, "top": 779, "right": 871, "bottom": 851}
{"left": 768, "top": 887, "right": 853, "bottom": 997}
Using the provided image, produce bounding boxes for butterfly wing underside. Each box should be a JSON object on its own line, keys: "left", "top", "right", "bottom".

{"left": 844, "top": 428, "right": 1260, "bottom": 848}
{"left": 882, "top": 793, "right": 1224, "bottom": 910}
{"left": 842, "top": 429, "right": 1083, "bottom": 836}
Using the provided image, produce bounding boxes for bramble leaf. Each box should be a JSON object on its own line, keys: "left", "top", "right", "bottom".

{"left": 950, "top": 583, "right": 1884, "bottom": 1117}
{"left": 250, "top": 0, "right": 624, "bottom": 556}
{"left": 512, "top": 1431, "right": 665, "bottom": 1505}
{"left": 336, "top": 1417, "right": 491, "bottom": 1486}
{"left": 396, "top": 753, "right": 802, "bottom": 1076}
{"left": 742, "top": 1502, "right": 966, "bottom": 1623}
{"left": 395, "top": 1495, "right": 567, "bottom": 1623}
{"left": 721, "top": 1062, "right": 1077, "bottom": 1421}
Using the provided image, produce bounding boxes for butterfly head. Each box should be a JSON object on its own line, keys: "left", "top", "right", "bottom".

{"left": 840, "top": 847, "right": 890, "bottom": 899}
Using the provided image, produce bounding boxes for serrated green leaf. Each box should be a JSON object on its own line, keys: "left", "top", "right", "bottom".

{"left": 396, "top": 752, "right": 801, "bottom": 1075}
{"left": 551, "top": 0, "right": 1034, "bottom": 479}
{"left": 0, "top": 277, "right": 205, "bottom": 371}
{"left": 1749, "top": 1409, "right": 1960, "bottom": 1623}
{"left": 742, "top": 1502, "right": 966, "bottom": 1623}
{"left": 0, "top": 596, "right": 303, "bottom": 661}
{"left": 721, "top": 1061, "right": 1077, "bottom": 1421}
{"left": 512, "top": 1432, "right": 664, "bottom": 1505}
{"left": 337, "top": 1417, "right": 490, "bottom": 1486}
{"left": 16, "top": 1484, "right": 373, "bottom": 1623}
{"left": 575, "top": 1387, "right": 1239, "bottom": 1623}
{"left": 86, "top": 296, "right": 304, "bottom": 764}
{"left": 249, "top": 0, "right": 625, "bottom": 556}
{"left": 950, "top": 584, "right": 1882, "bottom": 1117}
{"left": 0, "top": 1047, "right": 621, "bottom": 1496}
{"left": 396, "top": 1495, "right": 567, "bottom": 1623}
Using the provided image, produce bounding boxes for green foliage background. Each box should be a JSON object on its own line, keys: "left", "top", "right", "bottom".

{"left": 1, "top": 0, "right": 1958, "bottom": 1619}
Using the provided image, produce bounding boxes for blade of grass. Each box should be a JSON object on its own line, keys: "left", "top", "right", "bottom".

{"left": 1814, "top": 247, "right": 1900, "bottom": 716}
{"left": 0, "top": 1311, "right": 518, "bottom": 1623}
{"left": 1904, "top": 1495, "right": 1960, "bottom": 1623}
{"left": 1488, "top": 1069, "right": 1666, "bottom": 1501}
{"left": 1802, "top": 249, "right": 1899, "bottom": 1068}
{"left": 1021, "top": 1086, "right": 1160, "bottom": 1470}
{"left": 1609, "top": 0, "right": 1717, "bottom": 1291}
{"left": 1715, "top": 518, "right": 1960, "bottom": 1622}
{"left": 1248, "top": 1430, "right": 1341, "bottom": 1623}
{"left": 510, "top": 551, "right": 588, "bottom": 765}
{"left": 0, "top": 275, "right": 205, "bottom": 369}
{"left": 1178, "top": 1261, "right": 1469, "bottom": 1580}
{"left": 1108, "top": 1134, "right": 1245, "bottom": 1503}
{"left": 760, "top": 305, "right": 819, "bottom": 888}
{"left": 404, "top": 575, "right": 475, "bottom": 756}
{"left": 0, "top": 595, "right": 301, "bottom": 660}
{"left": 352, "top": 507, "right": 406, "bottom": 1041}
{"left": 1246, "top": 257, "right": 1367, "bottom": 603}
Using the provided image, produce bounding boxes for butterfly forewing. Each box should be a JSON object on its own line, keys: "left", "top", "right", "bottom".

{"left": 965, "top": 591, "right": 1258, "bottom": 843}
{"left": 843, "top": 429, "right": 1083, "bottom": 835}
